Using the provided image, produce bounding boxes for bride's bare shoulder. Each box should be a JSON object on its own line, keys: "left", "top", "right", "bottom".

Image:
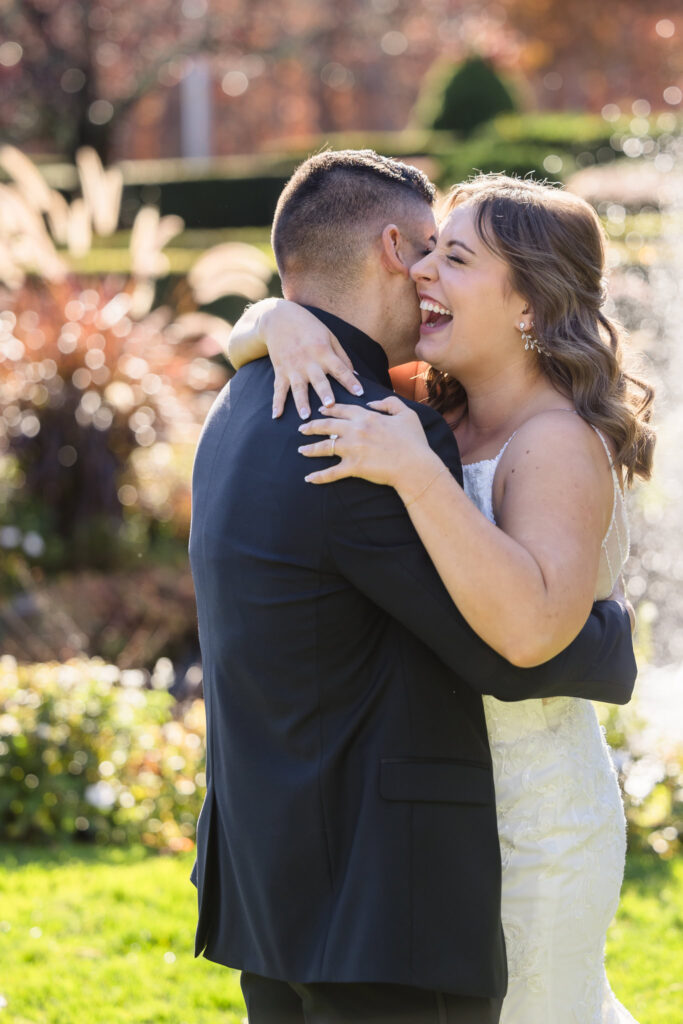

{"left": 496, "top": 408, "right": 615, "bottom": 514}
{"left": 505, "top": 408, "right": 613, "bottom": 466}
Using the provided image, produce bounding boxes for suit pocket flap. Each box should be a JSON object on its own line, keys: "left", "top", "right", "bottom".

{"left": 379, "top": 758, "right": 493, "bottom": 805}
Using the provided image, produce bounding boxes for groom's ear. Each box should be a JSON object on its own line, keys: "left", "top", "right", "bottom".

{"left": 379, "top": 224, "right": 411, "bottom": 278}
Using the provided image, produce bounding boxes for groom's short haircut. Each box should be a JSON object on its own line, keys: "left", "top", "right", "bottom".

{"left": 272, "top": 149, "right": 436, "bottom": 288}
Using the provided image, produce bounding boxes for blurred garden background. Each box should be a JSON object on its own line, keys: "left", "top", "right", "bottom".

{"left": 0, "top": 1, "right": 682, "bottom": 1021}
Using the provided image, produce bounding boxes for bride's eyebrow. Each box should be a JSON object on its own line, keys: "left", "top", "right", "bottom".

{"left": 445, "top": 239, "right": 476, "bottom": 255}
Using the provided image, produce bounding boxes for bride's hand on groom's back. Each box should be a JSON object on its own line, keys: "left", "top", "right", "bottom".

{"left": 297, "top": 397, "right": 438, "bottom": 492}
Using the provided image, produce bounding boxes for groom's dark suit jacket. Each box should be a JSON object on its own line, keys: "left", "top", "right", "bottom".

{"left": 188, "top": 307, "right": 636, "bottom": 999}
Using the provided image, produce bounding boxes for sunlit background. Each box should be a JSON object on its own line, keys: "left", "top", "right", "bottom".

{"left": 0, "top": 3, "right": 681, "bottom": 1022}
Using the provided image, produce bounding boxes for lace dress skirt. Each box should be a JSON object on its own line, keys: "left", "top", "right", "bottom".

{"left": 483, "top": 695, "right": 636, "bottom": 1023}
{"left": 463, "top": 430, "right": 635, "bottom": 1023}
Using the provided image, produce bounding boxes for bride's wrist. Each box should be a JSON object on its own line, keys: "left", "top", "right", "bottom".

{"left": 254, "top": 298, "right": 282, "bottom": 345}
{"left": 394, "top": 453, "right": 446, "bottom": 505}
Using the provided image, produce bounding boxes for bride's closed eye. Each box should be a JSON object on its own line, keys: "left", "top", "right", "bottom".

{"left": 447, "top": 255, "right": 466, "bottom": 265}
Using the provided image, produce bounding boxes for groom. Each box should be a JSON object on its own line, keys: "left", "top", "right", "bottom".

{"left": 188, "top": 150, "right": 636, "bottom": 1023}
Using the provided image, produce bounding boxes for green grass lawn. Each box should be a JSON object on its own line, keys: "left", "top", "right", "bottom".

{"left": 0, "top": 843, "right": 680, "bottom": 1024}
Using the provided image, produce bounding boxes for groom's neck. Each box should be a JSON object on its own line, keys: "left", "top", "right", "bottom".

{"left": 284, "top": 283, "right": 388, "bottom": 355}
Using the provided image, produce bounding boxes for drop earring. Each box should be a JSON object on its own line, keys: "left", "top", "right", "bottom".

{"left": 519, "top": 321, "right": 548, "bottom": 356}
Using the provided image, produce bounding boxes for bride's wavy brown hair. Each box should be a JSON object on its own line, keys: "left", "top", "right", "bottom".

{"left": 426, "top": 174, "right": 655, "bottom": 484}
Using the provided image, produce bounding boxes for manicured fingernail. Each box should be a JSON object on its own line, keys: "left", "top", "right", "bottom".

{"left": 298, "top": 424, "right": 307, "bottom": 432}
{"left": 323, "top": 396, "right": 334, "bottom": 406}
{"left": 272, "top": 408, "right": 278, "bottom": 418}
{"left": 297, "top": 446, "right": 306, "bottom": 453}
{"left": 353, "top": 385, "right": 364, "bottom": 395}
{"left": 299, "top": 408, "right": 309, "bottom": 418}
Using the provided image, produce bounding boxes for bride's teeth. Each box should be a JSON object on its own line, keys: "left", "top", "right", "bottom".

{"left": 419, "top": 299, "right": 452, "bottom": 316}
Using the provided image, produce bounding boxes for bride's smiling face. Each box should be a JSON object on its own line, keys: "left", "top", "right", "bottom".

{"left": 411, "top": 203, "right": 531, "bottom": 380}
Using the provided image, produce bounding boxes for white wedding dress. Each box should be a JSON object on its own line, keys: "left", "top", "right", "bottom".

{"left": 463, "top": 426, "right": 636, "bottom": 1024}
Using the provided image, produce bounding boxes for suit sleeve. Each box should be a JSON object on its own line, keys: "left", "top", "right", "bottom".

{"left": 323, "top": 412, "right": 636, "bottom": 705}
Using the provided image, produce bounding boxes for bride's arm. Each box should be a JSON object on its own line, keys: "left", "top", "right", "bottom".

{"left": 298, "top": 403, "right": 613, "bottom": 667}
{"left": 227, "top": 298, "right": 362, "bottom": 418}
{"left": 226, "top": 298, "right": 277, "bottom": 368}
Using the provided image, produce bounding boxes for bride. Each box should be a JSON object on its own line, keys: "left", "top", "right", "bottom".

{"left": 226, "top": 174, "right": 654, "bottom": 1023}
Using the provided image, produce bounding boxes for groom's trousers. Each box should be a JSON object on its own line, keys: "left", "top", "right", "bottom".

{"left": 241, "top": 972, "right": 503, "bottom": 1024}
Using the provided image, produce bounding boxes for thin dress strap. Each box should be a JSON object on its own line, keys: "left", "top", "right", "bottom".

{"left": 589, "top": 425, "right": 630, "bottom": 589}
{"left": 497, "top": 430, "right": 518, "bottom": 461}
{"left": 591, "top": 425, "right": 616, "bottom": 471}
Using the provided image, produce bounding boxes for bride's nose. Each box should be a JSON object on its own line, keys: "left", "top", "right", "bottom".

{"left": 410, "top": 251, "right": 438, "bottom": 284}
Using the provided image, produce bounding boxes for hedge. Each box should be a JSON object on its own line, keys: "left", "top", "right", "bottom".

{"left": 15, "top": 113, "right": 678, "bottom": 230}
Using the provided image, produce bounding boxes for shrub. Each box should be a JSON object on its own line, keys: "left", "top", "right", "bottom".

{"left": 0, "top": 656, "right": 206, "bottom": 849}
{"left": 0, "top": 147, "right": 273, "bottom": 574}
{"left": 417, "top": 56, "right": 517, "bottom": 137}
{"left": 483, "top": 111, "right": 678, "bottom": 152}
{"left": 0, "top": 276, "right": 230, "bottom": 571}
{"left": 0, "top": 566, "right": 199, "bottom": 668}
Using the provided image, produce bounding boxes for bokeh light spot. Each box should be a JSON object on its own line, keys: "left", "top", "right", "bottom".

{"left": 20, "top": 415, "right": 40, "bottom": 438}
{"left": 654, "top": 153, "right": 675, "bottom": 173}
{"left": 95, "top": 43, "right": 120, "bottom": 68}
{"left": 221, "top": 72, "right": 249, "bottom": 97}
{"left": 72, "top": 368, "right": 92, "bottom": 390}
{"left": 543, "top": 154, "right": 563, "bottom": 173}
{"left": 58, "top": 446, "right": 78, "bottom": 468}
{"left": 65, "top": 300, "right": 85, "bottom": 322}
{"left": 632, "top": 99, "right": 651, "bottom": 117}
{"left": 84, "top": 349, "right": 106, "bottom": 370}
{"left": 630, "top": 117, "right": 650, "bottom": 137}
{"left": 655, "top": 19, "right": 675, "bottom": 38}
{"left": 380, "top": 31, "right": 408, "bottom": 56}
{"left": 0, "top": 42, "right": 22, "bottom": 68}
{"left": 118, "top": 484, "right": 138, "bottom": 506}
{"left": 93, "top": 406, "right": 114, "bottom": 431}
{"left": 543, "top": 72, "right": 563, "bottom": 91}
{"left": 321, "top": 63, "right": 354, "bottom": 90}
{"left": 622, "top": 137, "right": 644, "bottom": 158}
{"left": 88, "top": 100, "right": 114, "bottom": 125}
{"left": 22, "top": 532, "right": 45, "bottom": 558}
{"left": 0, "top": 527, "right": 22, "bottom": 549}
{"left": 601, "top": 103, "right": 621, "bottom": 122}
{"left": 80, "top": 391, "right": 102, "bottom": 416}
{"left": 57, "top": 336, "right": 77, "bottom": 355}
{"left": 663, "top": 86, "right": 682, "bottom": 106}
{"left": 657, "top": 112, "right": 677, "bottom": 131}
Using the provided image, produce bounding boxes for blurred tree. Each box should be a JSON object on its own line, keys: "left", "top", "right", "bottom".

{"left": 1, "top": 0, "right": 482, "bottom": 159}
{"left": 418, "top": 55, "right": 517, "bottom": 136}
{"left": 0, "top": 0, "right": 214, "bottom": 161}
{"left": 0, "top": 0, "right": 679, "bottom": 161}
{"left": 502, "top": 0, "right": 683, "bottom": 112}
